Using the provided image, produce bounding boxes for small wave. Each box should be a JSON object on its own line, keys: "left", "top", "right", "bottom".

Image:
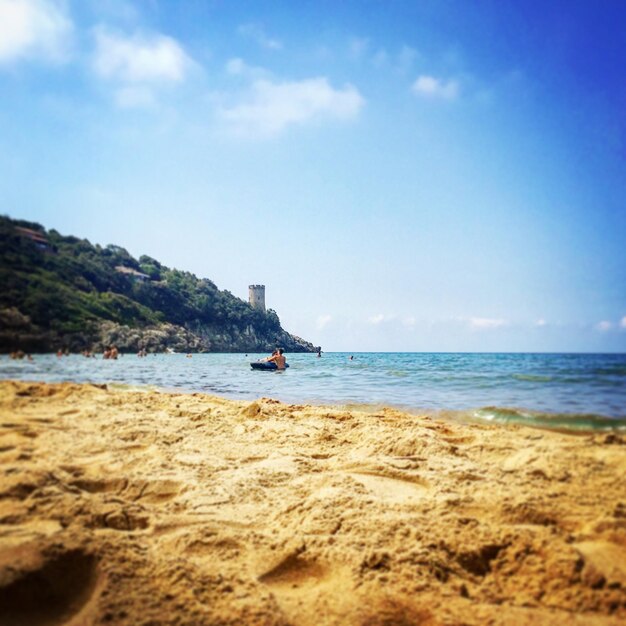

{"left": 512, "top": 374, "right": 553, "bottom": 383}
{"left": 470, "top": 406, "right": 626, "bottom": 432}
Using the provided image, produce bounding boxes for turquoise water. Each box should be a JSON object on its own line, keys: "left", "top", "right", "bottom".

{"left": 1, "top": 352, "right": 625, "bottom": 431}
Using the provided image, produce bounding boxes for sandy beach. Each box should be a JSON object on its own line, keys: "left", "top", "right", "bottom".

{"left": 0, "top": 380, "right": 625, "bottom": 625}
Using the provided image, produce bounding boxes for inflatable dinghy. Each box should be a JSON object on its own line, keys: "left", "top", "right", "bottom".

{"left": 250, "top": 361, "right": 289, "bottom": 371}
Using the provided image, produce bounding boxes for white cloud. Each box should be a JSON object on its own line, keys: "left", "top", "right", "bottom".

{"left": 0, "top": 0, "right": 72, "bottom": 64}
{"left": 238, "top": 23, "right": 282, "bottom": 50}
{"left": 365, "top": 314, "right": 415, "bottom": 328}
{"left": 220, "top": 77, "right": 364, "bottom": 136}
{"left": 468, "top": 317, "right": 508, "bottom": 330}
{"left": 368, "top": 314, "right": 385, "bottom": 325}
{"left": 93, "top": 28, "right": 193, "bottom": 83}
{"left": 412, "top": 75, "right": 459, "bottom": 100}
{"left": 535, "top": 319, "right": 547, "bottom": 327}
{"left": 596, "top": 320, "right": 613, "bottom": 332}
{"left": 316, "top": 315, "right": 332, "bottom": 330}
{"left": 368, "top": 314, "right": 398, "bottom": 325}
{"left": 620, "top": 316, "right": 626, "bottom": 329}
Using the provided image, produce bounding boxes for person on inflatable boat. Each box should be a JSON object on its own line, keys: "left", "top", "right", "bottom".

{"left": 266, "top": 348, "right": 287, "bottom": 370}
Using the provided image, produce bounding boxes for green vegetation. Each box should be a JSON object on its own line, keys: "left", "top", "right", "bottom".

{"left": 0, "top": 215, "right": 312, "bottom": 352}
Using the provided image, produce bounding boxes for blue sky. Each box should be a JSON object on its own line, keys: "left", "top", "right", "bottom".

{"left": 1, "top": 0, "right": 625, "bottom": 352}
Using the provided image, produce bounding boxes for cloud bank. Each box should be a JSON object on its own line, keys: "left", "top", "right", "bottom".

{"left": 467, "top": 317, "right": 508, "bottom": 330}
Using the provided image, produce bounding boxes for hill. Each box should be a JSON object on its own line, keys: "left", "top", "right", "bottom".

{"left": 0, "top": 215, "right": 317, "bottom": 354}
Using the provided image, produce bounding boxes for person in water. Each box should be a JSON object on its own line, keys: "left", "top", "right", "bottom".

{"left": 267, "top": 348, "right": 287, "bottom": 370}
{"left": 262, "top": 349, "right": 278, "bottom": 362}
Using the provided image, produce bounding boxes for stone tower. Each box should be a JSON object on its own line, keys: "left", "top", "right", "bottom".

{"left": 248, "top": 284, "right": 266, "bottom": 312}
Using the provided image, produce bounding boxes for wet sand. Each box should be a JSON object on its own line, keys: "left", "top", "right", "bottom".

{"left": 0, "top": 380, "right": 625, "bottom": 625}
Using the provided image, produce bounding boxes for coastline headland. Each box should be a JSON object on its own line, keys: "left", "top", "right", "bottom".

{"left": 0, "top": 380, "right": 625, "bottom": 625}
{"left": 0, "top": 215, "right": 318, "bottom": 354}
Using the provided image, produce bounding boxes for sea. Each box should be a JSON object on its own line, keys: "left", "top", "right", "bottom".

{"left": 2, "top": 352, "right": 625, "bottom": 432}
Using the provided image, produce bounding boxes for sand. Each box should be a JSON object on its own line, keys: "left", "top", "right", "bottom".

{"left": 0, "top": 380, "right": 625, "bottom": 626}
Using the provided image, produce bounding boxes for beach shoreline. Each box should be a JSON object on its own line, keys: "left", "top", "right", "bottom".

{"left": 0, "top": 379, "right": 625, "bottom": 625}
{"left": 2, "top": 352, "right": 625, "bottom": 429}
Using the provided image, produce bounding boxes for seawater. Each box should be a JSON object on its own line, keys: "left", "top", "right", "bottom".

{"left": 1, "top": 352, "right": 625, "bottom": 431}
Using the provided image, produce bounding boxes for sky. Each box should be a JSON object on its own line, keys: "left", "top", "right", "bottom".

{"left": 1, "top": 0, "right": 625, "bottom": 352}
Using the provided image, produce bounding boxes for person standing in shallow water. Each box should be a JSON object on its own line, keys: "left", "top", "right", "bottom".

{"left": 267, "top": 348, "right": 287, "bottom": 370}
